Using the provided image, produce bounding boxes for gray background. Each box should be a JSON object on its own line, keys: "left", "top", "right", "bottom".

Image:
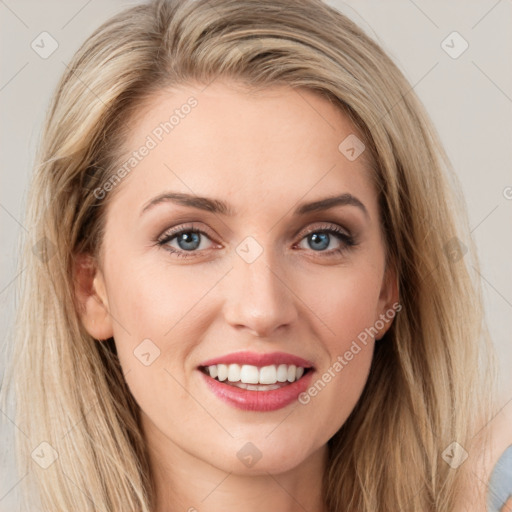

{"left": 1, "top": 1, "right": 511, "bottom": 509}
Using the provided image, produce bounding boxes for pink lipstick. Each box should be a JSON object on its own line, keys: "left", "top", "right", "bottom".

{"left": 197, "top": 351, "right": 315, "bottom": 411}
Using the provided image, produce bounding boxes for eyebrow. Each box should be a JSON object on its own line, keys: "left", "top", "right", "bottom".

{"left": 140, "top": 192, "right": 368, "bottom": 218}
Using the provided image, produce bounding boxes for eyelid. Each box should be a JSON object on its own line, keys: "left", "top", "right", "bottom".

{"left": 157, "top": 221, "right": 352, "bottom": 243}
{"left": 157, "top": 222, "right": 217, "bottom": 242}
{"left": 297, "top": 221, "right": 352, "bottom": 238}
{"left": 156, "top": 220, "right": 356, "bottom": 258}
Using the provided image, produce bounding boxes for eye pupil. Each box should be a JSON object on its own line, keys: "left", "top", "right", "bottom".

{"left": 309, "top": 232, "right": 329, "bottom": 251}
{"left": 178, "top": 231, "right": 201, "bottom": 251}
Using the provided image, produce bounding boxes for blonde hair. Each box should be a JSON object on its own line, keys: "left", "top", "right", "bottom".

{"left": 1, "top": 0, "right": 496, "bottom": 510}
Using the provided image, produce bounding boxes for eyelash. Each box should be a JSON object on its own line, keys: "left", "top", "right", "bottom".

{"left": 155, "top": 222, "right": 357, "bottom": 259}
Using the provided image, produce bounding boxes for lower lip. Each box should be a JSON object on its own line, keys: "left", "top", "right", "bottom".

{"left": 199, "top": 369, "right": 314, "bottom": 411}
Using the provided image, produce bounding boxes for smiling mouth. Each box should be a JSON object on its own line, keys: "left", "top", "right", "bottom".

{"left": 199, "top": 363, "right": 313, "bottom": 391}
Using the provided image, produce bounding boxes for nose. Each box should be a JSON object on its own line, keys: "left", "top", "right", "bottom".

{"left": 222, "top": 249, "right": 299, "bottom": 338}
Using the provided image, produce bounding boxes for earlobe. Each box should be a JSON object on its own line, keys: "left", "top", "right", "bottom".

{"left": 375, "top": 263, "right": 400, "bottom": 340}
{"left": 73, "top": 253, "right": 113, "bottom": 341}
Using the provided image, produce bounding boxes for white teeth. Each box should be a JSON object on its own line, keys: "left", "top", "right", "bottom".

{"left": 204, "top": 363, "right": 307, "bottom": 385}
{"left": 217, "top": 364, "right": 228, "bottom": 382}
{"left": 259, "top": 365, "right": 277, "bottom": 384}
{"left": 276, "top": 364, "right": 288, "bottom": 382}
{"left": 209, "top": 365, "right": 218, "bottom": 379}
{"left": 228, "top": 382, "right": 284, "bottom": 391}
{"left": 287, "top": 364, "right": 297, "bottom": 382}
{"left": 227, "top": 364, "right": 240, "bottom": 382}
{"left": 240, "top": 365, "right": 260, "bottom": 384}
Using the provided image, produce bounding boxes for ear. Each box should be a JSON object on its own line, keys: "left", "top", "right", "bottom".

{"left": 375, "top": 262, "right": 400, "bottom": 340}
{"left": 73, "top": 253, "right": 113, "bottom": 341}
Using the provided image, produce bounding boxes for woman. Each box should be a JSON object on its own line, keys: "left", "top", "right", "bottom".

{"left": 1, "top": 0, "right": 509, "bottom": 510}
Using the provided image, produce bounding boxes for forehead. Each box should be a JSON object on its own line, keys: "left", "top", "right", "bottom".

{"left": 108, "top": 80, "right": 377, "bottom": 219}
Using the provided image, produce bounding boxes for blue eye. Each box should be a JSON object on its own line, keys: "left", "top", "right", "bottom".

{"left": 299, "top": 227, "right": 355, "bottom": 254}
{"left": 156, "top": 223, "right": 356, "bottom": 259}
{"left": 157, "top": 227, "right": 214, "bottom": 258}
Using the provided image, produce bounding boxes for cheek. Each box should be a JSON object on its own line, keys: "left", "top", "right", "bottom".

{"left": 105, "top": 255, "right": 227, "bottom": 346}
{"left": 105, "top": 274, "right": 211, "bottom": 437}
{"left": 103, "top": 258, "right": 228, "bottom": 405}
{"left": 298, "top": 343, "right": 374, "bottom": 448}
{"left": 303, "top": 258, "right": 384, "bottom": 345}
{"left": 295, "top": 263, "right": 383, "bottom": 433}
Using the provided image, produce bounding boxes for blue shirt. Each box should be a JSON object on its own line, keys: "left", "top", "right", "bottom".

{"left": 488, "top": 445, "right": 512, "bottom": 511}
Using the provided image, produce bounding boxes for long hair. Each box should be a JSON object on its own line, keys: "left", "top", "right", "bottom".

{"left": 1, "top": 0, "right": 495, "bottom": 510}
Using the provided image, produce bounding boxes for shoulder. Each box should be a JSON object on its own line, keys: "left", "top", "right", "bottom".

{"left": 488, "top": 444, "right": 512, "bottom": 511}
{"left": 487, "top": 398, "right": 512, "bottom": 512}
{"left": 456, "top": 398, "right": 512, "bottom": 512}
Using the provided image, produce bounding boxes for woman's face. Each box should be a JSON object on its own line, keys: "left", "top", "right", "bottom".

{"left": 83, "top": 81, "right": 397, "bottom": 476}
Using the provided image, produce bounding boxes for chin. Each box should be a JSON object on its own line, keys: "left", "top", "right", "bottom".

{"left": 207, "top": 435, "right": 322, "bottom": 476}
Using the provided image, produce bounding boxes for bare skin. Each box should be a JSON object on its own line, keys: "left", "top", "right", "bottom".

{"left": 75, "top": 80, "right": 400, "bottom": 511}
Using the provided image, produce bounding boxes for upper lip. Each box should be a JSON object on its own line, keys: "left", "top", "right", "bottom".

{"left": 198, "top": 351, "right": 314, "bottom": 369}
